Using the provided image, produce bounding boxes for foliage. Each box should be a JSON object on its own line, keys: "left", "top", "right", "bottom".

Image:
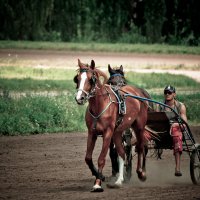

{"left": 0, "top": 0, "right": 199, "bottom": 45}
{"left": 0, "top": 94, "right": 87, "bottom": 135}
{"left": 0, "top": 68, "right": 200, "bottom": 135}
{"left": 144, "top": 0, "right": 166, "bottom": 43}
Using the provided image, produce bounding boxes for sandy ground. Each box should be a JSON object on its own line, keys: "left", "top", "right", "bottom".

{"left": 0, "top": 49, "right": 200, "bottom": 199}
{"left": 0, "top": 127, "right": 200, "bottom": 200}
{"left": 0, "top": 49, "right": 200, "bottom": 82}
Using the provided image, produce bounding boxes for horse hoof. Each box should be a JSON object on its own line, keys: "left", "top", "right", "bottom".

{"left": 137, "top": 171, "right": 147, "bottom": 182}
{"left": 106, "top": 183, "right": 122, "bottom": 189}
{"left": 90, "top": 187, "right": 104, "bottom": 192}
{"left": 139, "top": 175, "right": 147, "bottom": 182}
{"left": 91, "top": 183, "right": 104, "bottom": 192}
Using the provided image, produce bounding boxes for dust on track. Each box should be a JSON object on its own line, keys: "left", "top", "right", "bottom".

{"left": 0, "top": 49, "right": 200, "bottom": 199}
{"left": 0, "top": 127, "right": 200, "bottom": 200}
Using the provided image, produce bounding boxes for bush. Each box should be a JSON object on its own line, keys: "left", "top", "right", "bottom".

{"left": 0, "top": 94, "right": 87, "bottom": 135}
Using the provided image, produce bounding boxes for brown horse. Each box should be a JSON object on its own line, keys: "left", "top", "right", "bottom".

{"left": 106, "top": 64, "right": 153, "bottom": 177}
{"left": 107, "top": 64, "right": 127, "bottom": 87}
{"left": 74, "top": 59, "right": 149, "bottom": 192}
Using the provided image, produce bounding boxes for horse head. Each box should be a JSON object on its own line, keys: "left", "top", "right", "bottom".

{"left": 107, "top": 64, "right": 126, "bottom": 86}
{"left": 108, "top": 64, "right": 124, "bottom": 76}
{"left": 74, "top": 59, "right": 108, "bottom": 105}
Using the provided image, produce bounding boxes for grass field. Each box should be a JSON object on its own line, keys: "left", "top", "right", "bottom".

{"left": 1, "top": 40, "right": 200, "bottom": 55}
{"left": 0, "top": 41, "right": 199, "bottom": 134}
{"left": 0, "top": 65, "right": 200, "bottom": 135}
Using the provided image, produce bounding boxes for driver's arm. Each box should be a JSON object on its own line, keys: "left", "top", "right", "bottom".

{"left": 180, "top": 103, "right": 187, "bottom": 122}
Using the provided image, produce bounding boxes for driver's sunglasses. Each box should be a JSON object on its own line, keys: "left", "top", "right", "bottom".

{"left": 164, "top": 91, "right": 173, "bottom": 95}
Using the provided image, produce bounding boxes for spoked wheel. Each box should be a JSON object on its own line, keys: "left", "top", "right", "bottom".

{"left": 190, "top": 145, "right": 200, "bottom": 185}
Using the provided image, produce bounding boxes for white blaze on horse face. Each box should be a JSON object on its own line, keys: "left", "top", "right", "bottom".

{"left": 76, "top": 72, "right": 87, "bottom": 100}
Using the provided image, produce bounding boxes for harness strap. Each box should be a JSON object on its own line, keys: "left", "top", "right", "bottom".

{"left": 88, "top": 87, "right": 115, "bottom": 130}
{"left": 77, "top": 88, "right": 89, "bottom": 96}
{"left": 110, "top": 87, "right": 126, "bottom": 114}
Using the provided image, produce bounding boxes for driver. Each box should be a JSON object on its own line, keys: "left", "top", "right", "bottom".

{"left": 158, "top": 85, "right": 187, "bottom": 177}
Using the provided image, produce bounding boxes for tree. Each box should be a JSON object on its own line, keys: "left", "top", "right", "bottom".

{"left": 144, "top": 0, "right": 166, "bottom": 43}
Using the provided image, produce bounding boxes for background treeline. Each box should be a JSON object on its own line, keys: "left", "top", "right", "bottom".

{"left": 1, "top": 0, "right": 200, "bottom": 45}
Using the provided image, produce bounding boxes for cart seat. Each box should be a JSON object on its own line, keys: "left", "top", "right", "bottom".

{"left": 146, "top": 111, "right": 176, "bottom": 133}
{"left": 145, "top": 111, "right": 177, "bottom": 149}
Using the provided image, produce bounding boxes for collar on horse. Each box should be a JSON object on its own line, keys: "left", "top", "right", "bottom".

{"left": 110, "top": 73, "right": 123, "bottom": 77}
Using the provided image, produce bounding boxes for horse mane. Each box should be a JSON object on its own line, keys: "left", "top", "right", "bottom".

{"left": 93, "top": 68, "right": 108, "bottom": 85}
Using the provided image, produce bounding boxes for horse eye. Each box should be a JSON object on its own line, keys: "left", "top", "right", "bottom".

{"left": 89, "top": 77, "right": 96, "bottom": 85}
{"left": 89, "top": 78, "right": 93, "bottom": 85}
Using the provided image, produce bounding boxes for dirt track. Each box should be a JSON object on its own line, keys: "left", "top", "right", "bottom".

{"left": 0, "top": 49, "right": 200, "bottom": 82}
{"left": 0, "top": 127, "right": 200, "bottom": 200}
{"left": 0, "top": 50, "right": 200, "bottom": 199}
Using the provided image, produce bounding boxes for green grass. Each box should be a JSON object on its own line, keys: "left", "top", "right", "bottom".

{"left": 0, "top": 66, "right": 76, "bottom": 92}
{"left": 0, "top": 66, "right": 76, "bottom": 80}
{"left": 1, "top": 67, "right": 199, "bottom": 93}
{"left": 0, "top": 95, "right": 87, "bottom": 135}
{"left": 0, "top": 67, "right": 200, "bottom": 135}
{"left": 0, "top": 78, "right": 75, "bottom": 92}
{"left": 1, "top": 40, "right": 200, "bottom": 54}
{"left": 126, "top": 72, "right": 200, "bottom": 90}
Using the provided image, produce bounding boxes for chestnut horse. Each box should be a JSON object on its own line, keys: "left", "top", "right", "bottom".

{"left": 74, "top": 59, "right": 149, "bottom": 192}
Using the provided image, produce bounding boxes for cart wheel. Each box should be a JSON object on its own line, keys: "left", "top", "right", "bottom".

{"left": 190, "top": 146, "right": 200, "bottom": 185}
{"left": 124, "top": 144, "right": 132, "bottom": 182}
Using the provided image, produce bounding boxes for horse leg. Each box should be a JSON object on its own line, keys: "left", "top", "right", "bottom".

{"left": 113, "top": 132, "right": 125, "bottom": 186}
{"left": 92, "top": 132, "right": 112, "bottom": 192}
{"left": 109, "top": 138, "right": 119, "bottom": 176}
{"left": 136, "top": 139, "right": 146, "bottom": 181}
{"left": 133, "top": 122, "right": 147, "bottom": 181}
{"left": 85, "top": 133, "right": 99, "bottom": 179}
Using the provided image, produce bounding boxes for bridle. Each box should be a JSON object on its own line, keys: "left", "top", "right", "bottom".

{"left": 74, "top": 68, "right": 120, "bottom": 130}
{"left": 75, "top": 68, "right": 98, "bottom": 102}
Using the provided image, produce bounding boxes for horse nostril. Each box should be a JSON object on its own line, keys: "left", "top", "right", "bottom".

{"left": 75, "top": 96, "right": 85, "bottom": 105}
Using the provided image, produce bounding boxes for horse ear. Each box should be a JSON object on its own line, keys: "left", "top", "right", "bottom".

{"left": 90, "top": 60, "right": 95, "bottom": 69}
{"left": 108, "top": 64, "right": 115, "bottom": 74}
{"left": 78, "top": 59, "right": 81, "bottom": 67}
{"left": 108, "top": 64, "right": 112, "bottom": 73}
{"left": 120, "top": 65, "right": 123, "bottom": 72}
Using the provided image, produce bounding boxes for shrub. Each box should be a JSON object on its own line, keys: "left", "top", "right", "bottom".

{"left": 0, "top": 94, "right": 87, "bottom": 135}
